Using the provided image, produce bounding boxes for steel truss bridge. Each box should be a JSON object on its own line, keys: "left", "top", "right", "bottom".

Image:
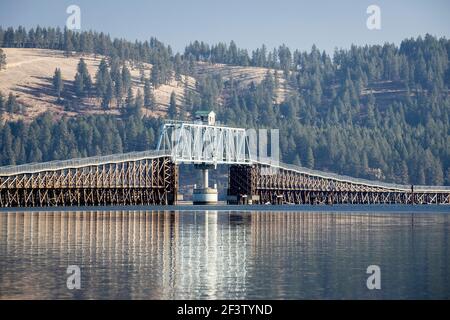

{"left": 0, "top": 121, "right": 449, "bottom": 208}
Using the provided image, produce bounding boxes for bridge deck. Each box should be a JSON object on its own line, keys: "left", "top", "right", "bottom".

{"left": 0, "top": 150, "right": 171, "bottom": 176}
{"left": 256, "top": 160, "right": 450, "bottom": 193}
{"left": 0, "top": 151, "right": 177, "bottom": 207}
{"left": 228, "top": 163, "right": 450, "bottom": 205}
{"left": 1, "top": 151, "right": 449, "bottom": 207}
{"left": 1, "top": 151, "right": 448, "bottom": 192}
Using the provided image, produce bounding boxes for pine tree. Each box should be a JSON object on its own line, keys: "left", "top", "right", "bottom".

{"left": 74, "top": 72, "right": 84, "bottom": 98}
{"left": 143, "top": 79, "right": 154, "bottom": 108}
{"left": 362, "top": 152, "right": 369, "bottom": 172}
{"left": 52, "top": 68, "right": 64, "bottom": 99}
{"left": 95, "top": 58, "right": 109, "bottom": 97}
{"left": 125, "top": 87, "right": 134, "bottom": 107}
{"left": 96, "top": 59, "right": 113, "bottom": 108}
{"left": 168, "top": 91, "right": 177, "bottom": 119}
{"left": 114, "top": 76, "right": 123, "bottom": 107}
{"left": 124, "top": 87, "right": 134, "bottom": 116}
{"left": 151, "top": 65, "right": 160, "bottom": 88}
{"left": 139, "top": 64, "right": 146, "bottom": 83}
{"left": 0, "top": 48, "right": 6, "bottom": 70}
{"left": 417, "top": 165, "right": 426, "bottom": 185}
{"left": 101, "top": 81, "right": 113, "bottom": 109}
{"left": 133, "top": 89, "right": 144, "bottom": 118}
{"left": 121, "top": 64, "right": 132, "bottom": 93}
{"left": 366, "top": 93, "right": 377, "bottom": 128}
{"left": 174, "top": 53, "right": 183, "bottom": 81}
{"left": 63, "top": 28, "right": 73, "bottom": 57}
{"left": 400, "top": 161, "right": 409, "bottom": 183}
{"left": 110, "top": 58, "right": 123, "bottom": 106}
{"left": 306, "top": 146, "right": 314, "bottom": 169}
{"left": 74, "top": 58, "right": 91, "bottom": 98}
{"left": 293, "top": 154, "right": 302, "bottom": 166}
{"left": 431, "top": 160, "right": 444, "bottom": 185}
{"left": 0, "top": 91, "right": 4, "bottom": 113}
{"left": 1, "top": 124, "right": 15, "bottom": 165}
{"left": 109, "top": 58, "right": 121, "bottom": 81}
{"left": 6, "top": 93, "right": 18, "bottom": 113}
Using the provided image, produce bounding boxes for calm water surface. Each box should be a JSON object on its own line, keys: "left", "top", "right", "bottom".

{"left": 0, "top": 207, "right": 449, "bottom": 299}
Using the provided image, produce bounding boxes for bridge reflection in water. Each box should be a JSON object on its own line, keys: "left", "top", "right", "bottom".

{"left": 0, "top": 209, "right": 449, "bottom": 299}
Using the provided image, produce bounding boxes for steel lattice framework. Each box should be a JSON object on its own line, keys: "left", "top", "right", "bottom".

{"left": 157, "top": 121, "right": 250, "bottom": 165}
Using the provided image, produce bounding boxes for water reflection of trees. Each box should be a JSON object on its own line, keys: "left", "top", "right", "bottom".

{"left": 248, "top": 211, "right": 449, "bottom": 299}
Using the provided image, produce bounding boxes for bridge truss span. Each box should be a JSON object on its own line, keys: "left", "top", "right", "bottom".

{"left": 0, "top": 151, "right": 177, "bottom": 208}
{"left": 228, "top": 162, "right": 450, "bottom": 205}
{"left": 157, "top": 121, "right": 250, "bottom": 165}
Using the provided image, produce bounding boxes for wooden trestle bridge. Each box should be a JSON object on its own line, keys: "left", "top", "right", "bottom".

{"left": 0, "top": 120, "right": 449, "bottom": 208}
{"left": 0, "top": 151, "right": 178, "bottom": 208}
{"left": 227, "top": 162, "right": 450, "bottom": 205}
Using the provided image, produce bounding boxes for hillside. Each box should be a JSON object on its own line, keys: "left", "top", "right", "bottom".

{"left": 193, "top": 61, "right": 294, "bottom": 104}
{"left": 0, "top": 48, "right": 435, "bottom": 123}
{"left": 0, "top": 48, "right": 293, "bottom": 122}
{"left": 0, "top": 28, "right": 449, "bottom": 186}
{"left": 0, "top": 48, "right": 192, "bottom": 121}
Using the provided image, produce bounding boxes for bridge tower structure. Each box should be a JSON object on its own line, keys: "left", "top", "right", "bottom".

{"left": 156, "top": 110, "right": 251, "bottom": 204}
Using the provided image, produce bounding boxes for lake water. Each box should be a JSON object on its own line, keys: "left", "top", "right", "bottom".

{"left": 0, "top": 206, "right": 449, "bottom": 299}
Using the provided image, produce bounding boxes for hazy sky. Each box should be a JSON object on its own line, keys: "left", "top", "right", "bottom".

{"left": 0, "top": 0, "right": 449, "bottom": 54}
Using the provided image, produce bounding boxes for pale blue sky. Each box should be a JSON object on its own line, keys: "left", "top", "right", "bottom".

{"left": 0, "top": 0, "right": 449, "bottom": 54}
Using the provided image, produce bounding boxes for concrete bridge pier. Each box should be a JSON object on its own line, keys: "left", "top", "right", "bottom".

{"left": 193, "top": 164, "right": 218, "bottom": 205}
{"left": 202, "top": 167, "right": 209, "bottom": 189}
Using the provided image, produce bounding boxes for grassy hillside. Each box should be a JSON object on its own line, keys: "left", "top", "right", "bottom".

{"left": 0, "top": 29, "right": 449, "bottom": 186}
{"left": 0, "top": 48, "right": 293, "bottom": 122}
{"left": 0, "top": 48, "right": 192, "bottom": 121}
{"left": 193, "top": 61, "right": 294, "bottom": 104}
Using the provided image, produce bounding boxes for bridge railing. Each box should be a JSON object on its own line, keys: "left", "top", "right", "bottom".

{"left": 2, "top": 150, "right": 449, "bottom": 192}
{"left": 255, "top": 158, "right": 450, "bottom": 192}
{"left": 0, "top": 150, "right": 171, "bottom": 177}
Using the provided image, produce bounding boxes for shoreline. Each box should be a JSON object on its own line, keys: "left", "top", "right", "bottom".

{"left": 1, "top": 203, "right": 449, "bottom": 213}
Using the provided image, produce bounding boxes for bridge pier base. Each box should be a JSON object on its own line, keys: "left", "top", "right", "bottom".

{"left": 193, "top": 164, "right": 218, "bottom": 205}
